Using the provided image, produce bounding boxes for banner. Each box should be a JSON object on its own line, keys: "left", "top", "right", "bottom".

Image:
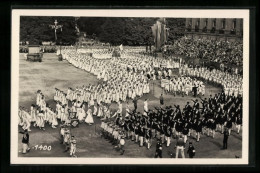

{"left": 71, "top": 119, "right": 79, "bottom": 128}
{"left": 151, "top": 24, "right": 157, "bottom": 43}
{"left": 151, "top": 18, "right": 168, "bottom": 51}
{"left": 160, "top": 24, "right": 165, "bottom": 46}
{"left": 156, "top": 21, "right": 161, "bottom": 50}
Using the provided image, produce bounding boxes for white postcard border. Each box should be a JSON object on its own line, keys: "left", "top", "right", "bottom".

{"left": 11, "top": 9, "right": 250, "bottom": 165}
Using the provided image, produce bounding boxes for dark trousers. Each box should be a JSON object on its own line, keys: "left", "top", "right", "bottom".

{"left": 119, "top": 145, "right": 125, "bottom": 154}
{"left": 155, "top": 150, "right": 162, "bottom": 158}
{"left": 65, "top": 143, "right": 70, "bottom": 151}
{"left": 223, "top": 140, "right": 228, "bottom": 149}
{"left": 60, "top": 135, "right": 64, "bottom": 144}
{"left": 194, "top": 90, "right": 197, "bottom": 97}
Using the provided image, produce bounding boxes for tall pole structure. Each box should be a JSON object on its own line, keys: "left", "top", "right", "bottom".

{"left": 49, "top": 20, "right": 63, "bottom": 43}
{"left": 50, "top": 20, "right": 63, "bottom": 56}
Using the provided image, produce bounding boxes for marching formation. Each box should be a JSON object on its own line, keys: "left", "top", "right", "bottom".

{"left": 62, "top": 48, "right": 151, "bottom": 103}
{"left": 100, "top": 90, "right": 242, "bottom": 156}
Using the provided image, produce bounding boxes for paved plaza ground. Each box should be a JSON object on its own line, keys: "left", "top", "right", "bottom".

{"left": 17, "top": 53, "right": 242, "bottom": 158}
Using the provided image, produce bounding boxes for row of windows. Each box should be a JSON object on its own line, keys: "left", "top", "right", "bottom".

{"left": 187, "top": 19, "right": 238, "bottom": 30}
{"left": 187, "top": 27, "right": 237, "bottom": 35}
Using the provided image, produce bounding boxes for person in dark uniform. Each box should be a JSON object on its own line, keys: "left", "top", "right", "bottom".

{"left": 184, "top": 102, "right": 192, "bottom": 116}
{"left": 156, "top": 121, "right": 162, "bottom": 140}
{"left": 133, "top": 97, "right": 138, "bottom": 111}
{"left": 200, "top": 98, "right": 208, "bottom": 110}
{"left": 130, "top": 121, "right": 135, "bottom": 141}
{"left": 134, "top": 122, "right": 140, "bottom": 143}
{"left": 169, "top": 116, "right": 176, "bottom": 138}
{"left": 159, "top": 93, "right": 164, "bottom": 107}
{"left": 193, "top": 99, "right": 200, "bottom": 109}
{"left": 146, "top": 116, "right": 152, "bottom": 129}
{"left": 201, "top": 117, "right": 207, "bottom": 135}
{"left": 115, "top": 116, "right": 120, "bottom": 126}
{"left": 155, "top": 139, "right": 163, "bottom": 158}
{"left": 124, "top": 118, "right": 130, "bottom": 139}
{"left": 193, "top": 86, "right": 198, "bottom": 97}
{"left": 182, "top": 122, "right": 189, "bottom": 143}
{"left": 160, "top": 123, "right": 166, "bottom": 144}
{"left": 231, "top": 111, "right": 237, "bottom": 132}
{"left": 195, "top": 108, "right": 201, "bottom": 119}
{"left": 145, "top": 127, "right": 152, "bottom": 149}
{"left": 19, "top": 129, "right": 30, "bottom": 154}
{"left": 208, "top": 95, "right": 213, "bottom": 106}
{"left": 225, "top": 117, "right": 233, "bottom": 135}
{"left": 235, "top": 115, "right": 242, "bottom": 134}
{"left": 206, "top": 118, "right": 211, "bottom": 137}
{"left": 139, "top": 125, "right": 145, "bottom": 147}
{"left": 215, "top": 113, "right": 221, "bottom": 132}
{"left": 174, "top": 105, "right": 182, "bottom": 119}
{"left": 152, "top": 118, "right": 158, "bottom": 138}
{"left": 223, "top": 128, "right": 229, "bottom": 149}
{"left": 165, "top": 125, "right": 172, "bottom": 147}
{"left": 187, "top": 117, "right": 193, "bottom": 137}
{"left": 210, "top": 119, "right": 216, "bottom": 138}
{"left": 187, "top": 142, "right": 196, "bottom": 158}
{"left": 219, "top": 114, "right": 226, "bottom": 133}
{"left": 195, "top": 120, "right": 203, "bottom": 142}
{"left": 175, "top": 119, "right": 183, "bottom": 138}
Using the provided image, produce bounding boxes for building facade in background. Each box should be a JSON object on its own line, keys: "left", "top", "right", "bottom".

{"left": 185, "top": 18, "right": 243, "bottom": 42}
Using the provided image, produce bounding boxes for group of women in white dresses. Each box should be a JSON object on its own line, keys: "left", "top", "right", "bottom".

{"left": 61, "top": 49, "right": 151, "bottom": 105}
{"left": 180, "top": 66, "right": 243, "bottom": 97}
{"left": 161, "top": 76, "right": 205, "bottom": 96}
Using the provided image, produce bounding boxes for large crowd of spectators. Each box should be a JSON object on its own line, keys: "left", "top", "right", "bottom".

{"left": 170, "top": 37, "right": 243, "bottom": 66}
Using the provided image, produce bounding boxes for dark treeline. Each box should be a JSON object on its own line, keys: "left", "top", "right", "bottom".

{"left": 20, "top": 17, "right": 185, "bottom": 46}
{"left": 20, "top": 16, "right": 77, "bottom": 45}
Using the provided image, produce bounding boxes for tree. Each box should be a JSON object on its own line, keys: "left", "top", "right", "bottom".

{"left": 20, "top": 16, "right": 185, "bottom": 46}
{"left": 20, "top": 16, "right": 77, "bottom": 45}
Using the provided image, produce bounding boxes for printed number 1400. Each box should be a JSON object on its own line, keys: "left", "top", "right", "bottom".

{"left": 34, "top": 145, "right": 52, "bottom": 151}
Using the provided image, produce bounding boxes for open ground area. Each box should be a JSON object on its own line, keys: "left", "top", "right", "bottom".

{"left": 18, "top": 53, "right": 242, "bottom": 158}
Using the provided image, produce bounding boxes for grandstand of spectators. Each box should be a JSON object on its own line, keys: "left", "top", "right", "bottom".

{"left": 170, "top": 37, "right": 243, "bottom": 66}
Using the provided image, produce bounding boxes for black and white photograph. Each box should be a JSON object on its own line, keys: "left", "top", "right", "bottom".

{"left": 11, "top": 9, "right": 249, "bottom": 165}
